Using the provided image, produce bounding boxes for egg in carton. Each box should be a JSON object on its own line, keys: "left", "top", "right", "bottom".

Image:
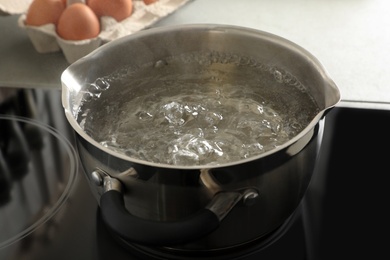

{"left": 18, "top": 0, "right": 192, "bottom": 63}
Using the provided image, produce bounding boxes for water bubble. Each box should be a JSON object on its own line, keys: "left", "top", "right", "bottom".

{"left": 256, "top": 63, "right": 269, "bottom": 71}
{"left": 95, "top": 78, "right": 110, "bottom": 90}
{"left": 273, "top": 70, "right": 283, "bottom": 83}
{"left": 82, "top": 91, "right": 93, "bottom": 102}
{"left": 231, "top": 54, "right": 240, "bottom": 65}
{"left": 248, "top": 58, "right": 258, "bottom": 67}
{"left": 154, "top": 60, "right": 168, "bottom": 68}
{"left": 180, "top": 53, "right": 195, "bottom": 64}
{"left": 238, "top": 56, "right": 250, "bottom": 66}
{"left": 241, "top": 143, "right": 264, "bottom": 158}
{"left": 209, "top": 51, "right": 220, "bottom": 63}
{"left": 86, "top": 84, "right": 102, "bottom": 99}
{"left": 135, "top": 110, "right": 153, "bottom": 121}
{"left": 197, "top": 52, "right": 213, "bottom": 66}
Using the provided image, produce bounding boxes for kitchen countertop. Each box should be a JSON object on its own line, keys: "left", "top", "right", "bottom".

{"left": 1, "top": 0, "right": 390, "bottom": 107}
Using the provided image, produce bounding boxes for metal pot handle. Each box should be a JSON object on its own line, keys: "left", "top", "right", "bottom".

{"left": 99, "top": 175, "right": 256, "bottom": 246}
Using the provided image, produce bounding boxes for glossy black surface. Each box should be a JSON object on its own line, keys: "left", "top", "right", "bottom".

{"left": 0, "top": 88, "right": 388, "bottom": 259}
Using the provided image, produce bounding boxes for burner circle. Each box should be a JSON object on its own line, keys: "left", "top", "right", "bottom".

{"left": 107, "top": 208, "right": 302, "bottom": 259}
{"left": 0, "top": 115, "right": 78, "bottom": 249}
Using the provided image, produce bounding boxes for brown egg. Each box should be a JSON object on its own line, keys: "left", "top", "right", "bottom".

{"left": 143, "top": 0, "right": 158, "bottom": 5}
{"left": 25, "top": 0, "right": 66, "bottom": 26}
{"left": 57, "top": 3, "right": 100, "bottom": 41}
{"left": 87, "top": 0, "right": 133, "bottom": 22}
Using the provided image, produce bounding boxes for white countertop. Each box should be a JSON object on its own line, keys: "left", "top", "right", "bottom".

{"left": 1, "top": 0, "right": 390, "bottom": 105}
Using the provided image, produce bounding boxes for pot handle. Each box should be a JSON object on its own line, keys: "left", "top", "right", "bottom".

{"left": 99, "top": 175, "right": 252, "bottom": 246}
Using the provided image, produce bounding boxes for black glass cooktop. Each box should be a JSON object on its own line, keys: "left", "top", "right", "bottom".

{"left": 0, "top": 87, "right": 388, "bottom": 259}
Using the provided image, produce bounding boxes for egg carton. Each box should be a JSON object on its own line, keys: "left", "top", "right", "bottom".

{"left": 16, "top": 0, "right": 192, "bottom": 63}
{"left": 0, "top": 0, "right": 32, "bottom": 16}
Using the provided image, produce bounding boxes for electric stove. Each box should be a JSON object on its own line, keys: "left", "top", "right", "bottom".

{"left": 0, "top": 87, "right": 388, "bottom": 259}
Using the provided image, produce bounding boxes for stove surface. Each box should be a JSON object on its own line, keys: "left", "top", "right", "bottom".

{"left": 0, "top": 88, "right": 388, "bottom": 259}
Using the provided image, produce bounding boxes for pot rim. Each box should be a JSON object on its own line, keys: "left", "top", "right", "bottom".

{"left": 61, "top": 24, "right": 340, "bottom": 169}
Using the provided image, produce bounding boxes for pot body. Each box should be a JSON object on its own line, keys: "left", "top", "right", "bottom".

{"left": 61, "top": 24, "right": 340, "bottom": 251}
{"left": 77, "top": 121, "right": 322, "bottom": 250}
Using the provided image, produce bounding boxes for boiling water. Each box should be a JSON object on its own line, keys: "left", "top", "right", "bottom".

{"left": 76, "top": 52, "right": 320, "bottom": 166}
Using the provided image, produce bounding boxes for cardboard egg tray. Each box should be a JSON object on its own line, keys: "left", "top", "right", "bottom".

{"left": 11, "top": 0, "right": 191, "bottom": 63}
{"left": 0, "top": 0, "right": 32, "bottom": 15}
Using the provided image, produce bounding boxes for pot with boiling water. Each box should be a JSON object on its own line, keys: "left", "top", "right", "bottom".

{"left": 61, "top": 24, "right": 340, "bottom": 252}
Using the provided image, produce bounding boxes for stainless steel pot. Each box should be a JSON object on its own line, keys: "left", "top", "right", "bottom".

{"left": 61, "top": 24, "right": 340, "bottom": 251}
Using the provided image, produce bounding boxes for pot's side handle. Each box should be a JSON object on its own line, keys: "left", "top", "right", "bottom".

{"left": 101, "top": 190, "right": 220, "bottom": 246}
{"left": 99, "top": 175, "right": 247, "bottom": 246}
